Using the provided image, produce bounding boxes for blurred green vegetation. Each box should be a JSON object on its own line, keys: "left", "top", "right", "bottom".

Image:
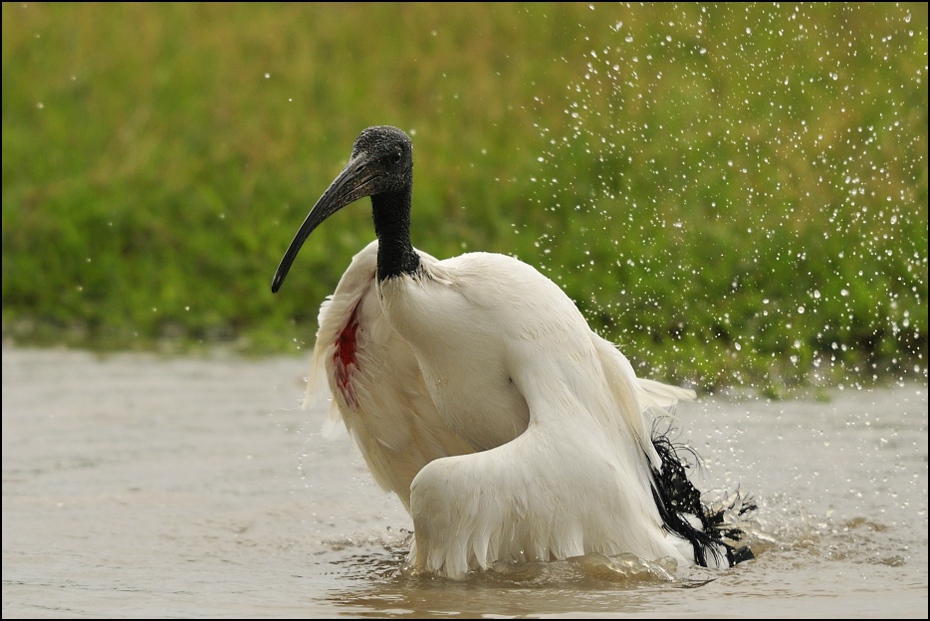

{"left": 2, "top": 3, "right": 927, "bottom": 393}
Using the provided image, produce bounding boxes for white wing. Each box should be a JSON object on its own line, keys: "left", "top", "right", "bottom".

{"left": 305, "top": 241, "right": 474, "bottom": 511}
{"left": 407, "top": 316, "right": 694, "bottom": 578}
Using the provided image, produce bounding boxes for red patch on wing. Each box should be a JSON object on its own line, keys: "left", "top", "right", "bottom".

{"left": 333, "top": 303, "right": 361, "bottom": 408}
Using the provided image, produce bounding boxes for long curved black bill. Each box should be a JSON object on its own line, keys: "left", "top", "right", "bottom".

{"left": 271, "top": 153, "right": 375, "bottom": 293}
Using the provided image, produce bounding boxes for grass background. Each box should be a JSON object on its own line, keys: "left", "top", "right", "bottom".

{"left": 2, "top": 3, "right": 927, "bottom": 394}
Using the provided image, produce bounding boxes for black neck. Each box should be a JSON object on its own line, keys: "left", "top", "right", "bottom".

{"left": 371, "top": 188, "right": 420, "bottom": 281}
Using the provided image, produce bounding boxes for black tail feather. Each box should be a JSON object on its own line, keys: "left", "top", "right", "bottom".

{"left": 649, "top": 432, "right": 755, "bottom": 568}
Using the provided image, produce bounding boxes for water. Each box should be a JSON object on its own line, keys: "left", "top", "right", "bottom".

{"left": 2, "top": 346, "right": 927, "bottom": 617}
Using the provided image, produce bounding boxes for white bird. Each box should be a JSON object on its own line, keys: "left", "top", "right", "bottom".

{"left": 272, "top": 125, "right": 753, "bottom": 579}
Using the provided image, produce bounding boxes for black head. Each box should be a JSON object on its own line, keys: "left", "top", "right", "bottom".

{"left": 271, "top": 126, "right": 414, "bottom": 293}
{"left": 349, "top": 125, "right": 413, "bottom": 194}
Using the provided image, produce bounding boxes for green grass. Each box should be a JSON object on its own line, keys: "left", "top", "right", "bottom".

{"left": 2, "top": 3, "right": 927, "bottom": 394}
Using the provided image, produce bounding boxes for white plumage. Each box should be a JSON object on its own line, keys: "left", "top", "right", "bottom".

{"left": 273, "top": 126, "right": 752, "bottom": 579}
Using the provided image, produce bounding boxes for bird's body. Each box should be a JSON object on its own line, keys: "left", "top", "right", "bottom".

{"left": 273, "top": 126, "right": 753, "bottom": 579}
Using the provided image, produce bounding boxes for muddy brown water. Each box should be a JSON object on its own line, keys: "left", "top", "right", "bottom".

{"left": 2, "top": 347, "right": 927, "bottom": 617}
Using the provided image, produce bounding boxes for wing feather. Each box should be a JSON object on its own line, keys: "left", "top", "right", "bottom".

{"left": 408, "top": 329, "right": 695, "bottom": 578}
{"left": 306, "top": 241, "right": 474, "bottom": 510}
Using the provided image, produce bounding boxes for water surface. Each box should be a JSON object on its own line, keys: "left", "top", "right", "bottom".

{"left": 2, "top": 347, "right": 926, "bottom": 617}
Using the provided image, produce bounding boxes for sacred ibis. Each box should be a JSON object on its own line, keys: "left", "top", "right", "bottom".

{"left": 272, "top": 125, "right": 754, "bottom": 579}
